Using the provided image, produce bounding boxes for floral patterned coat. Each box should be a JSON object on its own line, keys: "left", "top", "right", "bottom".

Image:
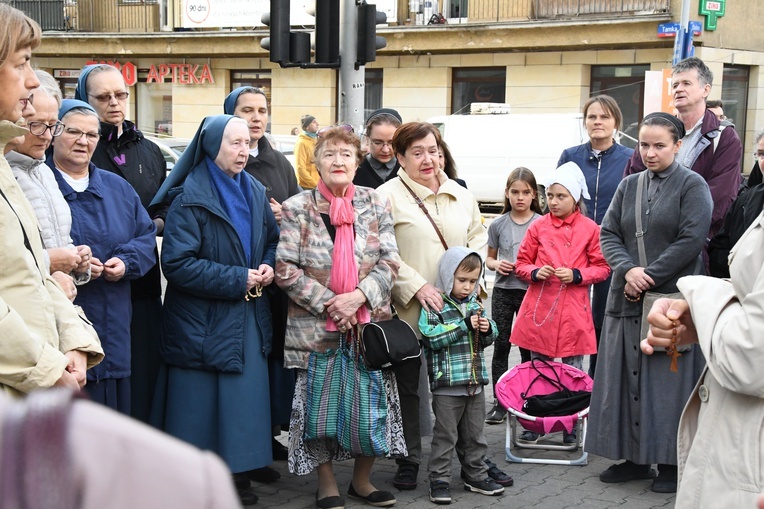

{"left": 275, "top": 186, "right": 400, "bottom": 369}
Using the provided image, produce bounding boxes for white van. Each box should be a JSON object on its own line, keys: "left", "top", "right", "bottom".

{"left": 428, "top": 113, "right": 587, "bottom": 210}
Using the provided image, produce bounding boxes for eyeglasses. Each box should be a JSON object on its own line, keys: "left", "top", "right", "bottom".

{"left": 754, "top": 151, "right": 764, "bottom": 160}
{"left": 61, "top": 126, "right": 100, "bottom": 143}
{"left": 368, "top": 138, "right": 393, "bottom": 149}
{"left": 20, "top": 94, "right": 34, "bottom": 109}
{"left": 88, "top": 91, "right": 129, "bottom": 103}
{"left": 28, "top": 121, "right": 65, "bottom": 137}
{"left": 317, "top": 124, "right": 354, "bottom": 138}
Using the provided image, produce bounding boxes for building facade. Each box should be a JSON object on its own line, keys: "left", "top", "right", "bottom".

{"left": 25, "top": 0, "right": 764, "bottom": 170}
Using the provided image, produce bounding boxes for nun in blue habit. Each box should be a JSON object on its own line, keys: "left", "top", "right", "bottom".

{"left": 150, "top": 115, "right": 280, "bottom": 505}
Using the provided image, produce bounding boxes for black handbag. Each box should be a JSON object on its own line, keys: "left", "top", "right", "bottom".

{"left": 360, "top": 317, "right": 421, "bottom": 369}
{"left": 521, "top": 359, "right": 591, "bottom": 417}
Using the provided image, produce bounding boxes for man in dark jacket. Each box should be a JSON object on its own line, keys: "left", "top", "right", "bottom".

{"left": 224, "top": 86, "right": 300, "bottom": 479}
{"left": 75, "top": 64, "right": 166, "bottom": 424}
{"left": 624, "top": 57, "right": 743, "bottom": 240}
{"left": 353, "top": 108, "right": 402, "bottom": 189}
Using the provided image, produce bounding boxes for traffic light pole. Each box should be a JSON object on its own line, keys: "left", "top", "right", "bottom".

{"left": 338, "top": 0, "right": 365, "bottom": 130}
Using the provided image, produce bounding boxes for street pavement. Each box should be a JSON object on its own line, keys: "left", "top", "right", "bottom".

{"left": 251, "top": 284, "right": 677, "bottom": 509}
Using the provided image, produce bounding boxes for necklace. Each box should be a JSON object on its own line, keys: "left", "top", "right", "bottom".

{"left": 532, "top": 280, "right": 566, "bottom": 327}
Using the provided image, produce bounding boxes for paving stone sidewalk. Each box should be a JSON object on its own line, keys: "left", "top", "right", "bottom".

{"left": 252, "top": 285, "right": 676, "bottom": 509}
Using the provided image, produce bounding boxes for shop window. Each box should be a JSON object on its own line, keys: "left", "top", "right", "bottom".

{"left": 136, "top": 69, "right": 172, "bottom": 136}
{"left": 720, "top": 65, "right": 749, "bottom": 144}
{"left": 591, "top": 65, "right": 650, "bottom": 148}
{"left": 451, "top": 67, "right": 506, "bottom": 115}
{"left": 231, "top": 70, "right": 272, "bottom": 130}
{"left": 365, "top": 68, "right": 383, "bottom": 121}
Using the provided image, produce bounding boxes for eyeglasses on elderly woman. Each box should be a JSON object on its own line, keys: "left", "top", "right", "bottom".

{"left": 28, "top": 120, "right": 65, "bottom": 137}
{"left": 61, "top": 126, "right": 100, "bottom": 143}
{"left": 317, "top": 124, "right": 354, "bottom": 138}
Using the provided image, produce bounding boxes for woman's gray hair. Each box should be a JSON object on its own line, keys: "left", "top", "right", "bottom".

{"left": 755, "top": 129, "right": 764, "bottom": 146}
{"left": 34, "top": 70, "right": 62, "bottom": 109}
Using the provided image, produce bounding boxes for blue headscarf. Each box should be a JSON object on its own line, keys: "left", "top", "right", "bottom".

{"left": 150, "top": 114, "right": 237, "bottom": 207}
{"left": 73, "top": 64, "right": 103, "bottom": 102}
{"left": 58, "top": 99, "right": 97, "bottom": 120}
{"left": 223, "top": 86, "right": 260, "bottom": 116}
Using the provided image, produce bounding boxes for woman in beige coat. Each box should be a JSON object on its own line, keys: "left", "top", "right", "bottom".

{"left": 377, "top": 122, "right": 487, "bottom": 490}
{"left": 642, "top": 209, "right": 764, "bottom": 508}
{"left": 0, "top": 4, "right": 103, "bottom": 397}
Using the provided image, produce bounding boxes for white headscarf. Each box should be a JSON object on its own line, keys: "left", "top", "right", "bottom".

{"left": 545, "top": 161, "right": 590, "bottom": 201}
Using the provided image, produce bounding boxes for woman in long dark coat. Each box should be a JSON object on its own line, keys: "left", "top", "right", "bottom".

{"left": 150, "top": 115, "right": 280, "bottom": 506}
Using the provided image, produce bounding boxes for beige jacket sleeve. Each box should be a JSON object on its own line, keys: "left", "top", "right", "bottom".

{"left": 677, "top": 213, "right": 764, "bottom": 398}
{"left": 0, "top": 301, "right": 70, "bottom": 393}
{"left": 46, "top": 275, "right": 104, "bottom": 369}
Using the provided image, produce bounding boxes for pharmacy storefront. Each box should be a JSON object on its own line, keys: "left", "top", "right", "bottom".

{"left": 52, "top": 60, "right": 216, "bottom": 137}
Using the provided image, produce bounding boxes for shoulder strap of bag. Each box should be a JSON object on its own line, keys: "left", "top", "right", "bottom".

{"left": 521, "top": 358, "right": 569, "bottom": 399}
{"left": 398, "top": 176, "right": 449, "bottom": 251}
{"left": 713, "top": 122, "right": 729, "bottom": 155}
{"left": 635, "top": 171, "right": 649, "bottom": 267}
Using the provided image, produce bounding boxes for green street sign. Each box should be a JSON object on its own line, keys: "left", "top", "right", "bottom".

{"left": 699, "top": 0, "right": 726, "bottom": 31}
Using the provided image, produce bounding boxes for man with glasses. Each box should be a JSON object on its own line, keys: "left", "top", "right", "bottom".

{"left": 354, "top": 108, "right": 403, "bottom": 189}
{"left": 706, "top": 99, "right": 726, "bottom": 121}
{"left": 75, "top": 64, "right": 167, "bottom": 423}
{"left": 295, "top": 113, "right": 320, "bottom": 189}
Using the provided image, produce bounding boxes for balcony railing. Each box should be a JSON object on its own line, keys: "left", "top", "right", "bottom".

{"left": 4, "top": 0, "right": 161, "bottom": 33}
{"left": 8, "top": 0, "right": 672, "bottom": 33}
{"left": 415, "top": 0, "right": 670, "bottom": 24}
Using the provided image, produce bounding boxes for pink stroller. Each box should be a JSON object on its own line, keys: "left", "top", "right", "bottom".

{"left": 495, "top": 360, "right": 593, "bottom": 465}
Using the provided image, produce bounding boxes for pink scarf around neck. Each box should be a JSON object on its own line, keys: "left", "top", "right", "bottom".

{"left": 317, "top": 180, "right": 370, "bottom": 331}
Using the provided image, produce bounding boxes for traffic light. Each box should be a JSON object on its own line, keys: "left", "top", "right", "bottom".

{"left": 356, "top": 2, "right": 387, "bottom": 68}
{"left": 260, "top": 1, "right": 290, "bottom": 65}
{"left": 261, "top": 0, "right": 339, "bottom": 68}
{"left": 315, "top": 0, "right": 340, "bottom": 65}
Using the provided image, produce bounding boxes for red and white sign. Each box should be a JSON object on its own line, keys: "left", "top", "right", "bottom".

{"left": 146, "top": 64, "right": 215, "bottom": 84}
{"left": 83, "top": 61, "right": 214, "bottom": 85}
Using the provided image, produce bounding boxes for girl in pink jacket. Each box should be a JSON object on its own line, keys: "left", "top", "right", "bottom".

{"left": 511, "top": 161, "right": 610, "bottom": 365}
{"left": 510, "top": 162, "right": 610, "bottom": 442}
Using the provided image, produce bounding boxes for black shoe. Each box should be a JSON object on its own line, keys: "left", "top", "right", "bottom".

{"left": 460, "top": 458, "right": 514, "bottom": 487}
{"left": 651, "top": 464, "right": 678, "bottom": 493}
{"left": 233, "top": 474, "right": 258, "bottom": 506}
{"left": 347, "top": 483, "right": 396, "bottom": 507}
{"left": 245, "top": 466, "right": 281, "bottom": 484}
{"left": 463, "top": 477, "right": 504, "bottom": 496}
{"left": 272, "top": 437, "right": 289, "bottom": 461}
{"left": 393, "top": 463, "right": 418, "bottom": 490}
{"left": 315, "top": 491, "right": 345, "bottom": 509}
{"left": 599, "top": 461, "right": 656, "bottom": 483}
{"left": 233, "top": 473, "right": 251, "bottom": 490}
{"left": 429, "top": 481, "right": 451, "bottom": 504}
{"left": 484, "top": 458, "right": 514, "bottom": 487}
{"left": 563, "top": 430, "right": 577, "bottom": 444}
{"left": 485, "top": 402, "right": 506, "bottom": 425}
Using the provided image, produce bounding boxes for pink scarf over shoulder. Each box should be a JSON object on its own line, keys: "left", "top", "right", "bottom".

{"left": 317, "top": 180, "right": 370, "bottom": 331}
